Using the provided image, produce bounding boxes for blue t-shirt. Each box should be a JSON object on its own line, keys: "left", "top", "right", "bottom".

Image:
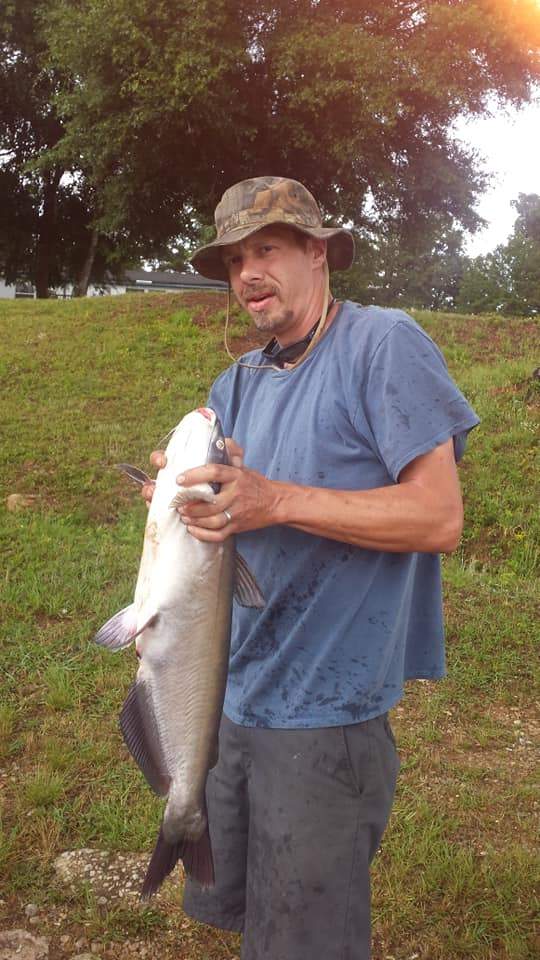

{"left": 208, "top": 301, "right": 480, "bottom": 728}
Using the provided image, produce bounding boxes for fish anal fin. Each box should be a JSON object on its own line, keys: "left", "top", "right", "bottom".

{"left": 140, "top": 823, "right": 214, "bottom": 900}
{"left": 119, "top": 681, "right": 169, "bottom": 796}
{"left": 93, "top": 606, "right": 158, "bottom": 651}
{"left": 234, "top": 552, "right": 265, "bottom": 608}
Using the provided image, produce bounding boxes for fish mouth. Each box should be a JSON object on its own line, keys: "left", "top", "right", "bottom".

{"left": 204, "top": 412, "right": 228, "bottom": 493}
{"left": 197, "top": 407, "right": 215, "bottom": 423}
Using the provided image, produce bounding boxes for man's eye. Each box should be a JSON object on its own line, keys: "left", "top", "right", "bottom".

{"left": 261, "top": 245, "right": 274, "bottom": 254}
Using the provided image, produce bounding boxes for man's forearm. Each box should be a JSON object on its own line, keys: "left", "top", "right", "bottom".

{"left": 174, "top": 437, "right": 464, "bottom": 551}
{"left": 271, "top": 479, "right": 462, "bottom": 554}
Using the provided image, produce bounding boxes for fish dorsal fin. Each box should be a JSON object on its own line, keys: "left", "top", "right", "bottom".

{"left": 93, "top": 605, "right": 158, "bottom": 650}
{"left": 119, "top": 681, "right": 170, "bottom": 797}
{"left": 169, "top": 484, "right": 215, "bottom": 510}
{"left": 234, "top": 552, "right": 265, "bottom": 608}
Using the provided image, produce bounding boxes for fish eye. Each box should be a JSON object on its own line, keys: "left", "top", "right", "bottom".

{"left": 215, "top": 438, "right": 225, "bottom": 450}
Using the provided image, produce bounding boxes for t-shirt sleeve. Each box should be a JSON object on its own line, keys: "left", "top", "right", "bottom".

{"left": 358, "top": 320, "right": 480, "bottom": 482}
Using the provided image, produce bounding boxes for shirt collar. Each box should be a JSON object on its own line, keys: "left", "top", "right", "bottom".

{"left": 261, "top": 300, "right": 335, "bottom": 368}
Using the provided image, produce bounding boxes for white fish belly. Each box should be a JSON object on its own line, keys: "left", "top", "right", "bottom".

{"left": 136, "top": 535, "right": 234, "bottom": 837}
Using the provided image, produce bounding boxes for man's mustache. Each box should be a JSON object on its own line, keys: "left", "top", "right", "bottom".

{"left": 242, "top": 285, "right": 278, "bottom": 300}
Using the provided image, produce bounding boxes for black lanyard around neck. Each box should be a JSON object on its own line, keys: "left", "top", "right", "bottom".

{"left": 262, "top": 299, "right": 336, "bottom": 368}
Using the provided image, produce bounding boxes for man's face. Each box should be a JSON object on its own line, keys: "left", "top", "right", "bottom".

{"left": 222, "top": 226, "right": 325, "bottom": 339}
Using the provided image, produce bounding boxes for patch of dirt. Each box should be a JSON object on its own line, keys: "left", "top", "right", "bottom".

{"left": 0, "top": 929, "right": 49, "bottom": 960}
{"left": 396, "top": 698, "right": 539, "bottom": 789}
{"left": 53, "top": 849, "right": 168, "bottom": 904}
{"left": 490, "top": 373, "right": 540, "bottom": 407}
{"left": 227, "top": 329, "right": 268, "bottom": 356}
{"left": 424, "top": 314, "right": 540, "bottom": 365}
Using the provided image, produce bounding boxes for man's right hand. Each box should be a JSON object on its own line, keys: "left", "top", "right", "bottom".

{"left": 141, "top": 439, "right": 243, "bottom": 507}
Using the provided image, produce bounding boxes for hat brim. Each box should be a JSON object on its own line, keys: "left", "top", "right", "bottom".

{"left": 190, "top": 222, "right": 354, "bottom": 281}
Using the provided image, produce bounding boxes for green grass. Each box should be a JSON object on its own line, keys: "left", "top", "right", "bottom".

{"left": 0, "top": 294, "right": 538, "bottom": 958}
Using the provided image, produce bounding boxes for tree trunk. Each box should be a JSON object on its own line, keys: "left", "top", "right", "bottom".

{"left": 35, "top": 169, "right": 62, "bottom": 299}
{"left": 74, "top": 228, "right": 99, "bottom": 297}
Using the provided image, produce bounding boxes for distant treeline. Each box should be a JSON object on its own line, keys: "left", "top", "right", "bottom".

{"left": 334, "top": 193, "right": 540, "bottom": 316}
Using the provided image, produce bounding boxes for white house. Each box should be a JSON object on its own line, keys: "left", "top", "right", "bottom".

{"left": 0, "top": 269, "right": 227, "bottom": 299}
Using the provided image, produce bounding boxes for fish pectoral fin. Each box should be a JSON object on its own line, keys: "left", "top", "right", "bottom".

{"left": 93, "top": 605, "right": 158, "bottom": 651}
{"left": 234, "top": 551, "right": 265, "bottom": 608}
{"left": 117, "top": 463, "right": 153, "bottom": 486}
{"left": 119, "top": 681, "right": 170, "bottom": 796}
{"left": 169, "top": 483, "right": 215, "bottom": 510}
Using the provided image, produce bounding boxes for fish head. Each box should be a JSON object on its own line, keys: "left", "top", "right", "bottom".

{"left": 202, "top": 408, "right": 229, "bottom": 468}
{"left": 165, "top": 408, "right": 229, "bottom": 494}
{"left": 200, "top": 407, "right": 229, "bottom": 494}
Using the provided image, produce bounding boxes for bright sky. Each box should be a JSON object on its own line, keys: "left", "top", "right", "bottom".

{"left": 452, "top": 99, "right": 540, "bottom": 256}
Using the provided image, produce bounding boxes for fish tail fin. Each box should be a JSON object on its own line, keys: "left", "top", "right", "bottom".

{"left": 140, "top": 825, "right": 182, "bottom": 901}
{"left": 181, "top": 822, "right": 215, "bottom": 888}
{"left": 140, "top": 823, "right": 214, "bottom": 900}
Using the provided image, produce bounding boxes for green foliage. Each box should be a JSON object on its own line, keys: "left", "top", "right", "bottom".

{"left": 336, "top": 225, "right": 470, "bottom": 310}
{"left": 0, "top": 293, "right": 538, "bottom": 956}
{"left": 43, "top": 1, "right": 540, "bottom": 267}
{"left": 3, "top": 1, "right": 540, "bottom": 298}
{"left": 457, "top": 194, "right": 540, "bottom": 315}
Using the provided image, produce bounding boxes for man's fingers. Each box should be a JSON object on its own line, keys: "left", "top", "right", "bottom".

{"left": 150, "top": 450, "right": 167, "bottom": 469}
{"left": 177, "top": 464, "right": 239, "bottom": 486}
{"left": 141, "top": 481, "right": 155, "bottom": 503}
{"left": 181, "top": 509, "right": 231, "bottom": 529}
{"left": 185, "top": 523, "right": 231, "bottom": 543}
{"left": 180, "top": 494, "right": 229, "bottom": 519}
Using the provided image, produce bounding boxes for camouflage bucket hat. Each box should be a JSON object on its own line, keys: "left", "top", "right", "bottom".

{"left": 190, "top": 176, "right": 355, "bottom": 281}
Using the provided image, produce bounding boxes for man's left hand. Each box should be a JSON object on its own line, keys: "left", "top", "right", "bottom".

{"left": 177, "top": 462, "right": 279, "bottom": 542}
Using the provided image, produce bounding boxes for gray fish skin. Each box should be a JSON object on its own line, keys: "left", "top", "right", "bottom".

{"left": 94, "top": 407, "right": 263, "bottom": 898}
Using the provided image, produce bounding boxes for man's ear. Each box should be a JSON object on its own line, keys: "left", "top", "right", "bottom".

{"left": 310, "top": 238, "right": 327, "bottom": 269}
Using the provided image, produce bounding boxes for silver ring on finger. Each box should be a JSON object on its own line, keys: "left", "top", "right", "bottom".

{"left": 223, "top": 509, "right": 233, "bottom": 524}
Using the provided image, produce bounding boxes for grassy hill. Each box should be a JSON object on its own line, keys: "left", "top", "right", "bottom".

{"left": 1, "top": 293, "right": 538, "bottom": 959}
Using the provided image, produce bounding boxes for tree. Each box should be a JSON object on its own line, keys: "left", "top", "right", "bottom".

{"left": 456, "top": 195, "right": 540, "bottom": 316}
{"left": 0, "top": 0, "right": 67, "bottom": 295}
{"left": 513, "top": 192, "right": 540, "bottom": 243}
{"left": 3, "top": 2, "right": 540, "bottom": 294}
{"left": 0, "top": 1, "right": 151, "bottom": 296}
{"left": 43, "top": 0, "right": 540, "bottom": 275}
{"left": 456, "top": 249, "right": 509, "bottom": 314}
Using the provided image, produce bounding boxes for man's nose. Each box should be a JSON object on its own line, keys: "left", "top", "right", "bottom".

{"left": 239, "top": 255, "right": 263, "bottom": 285}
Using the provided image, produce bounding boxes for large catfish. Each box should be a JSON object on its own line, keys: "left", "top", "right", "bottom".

{"left": 94, "top": 407, "right": 264, "bottom": 899}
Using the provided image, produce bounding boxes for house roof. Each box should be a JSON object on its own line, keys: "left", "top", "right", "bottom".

{"left": 123, "top": 269, "right": 227, "bottom": 290}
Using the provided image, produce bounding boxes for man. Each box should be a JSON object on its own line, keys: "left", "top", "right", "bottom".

{"left": 143, "top": 176, "right": 479, "bottom": 959}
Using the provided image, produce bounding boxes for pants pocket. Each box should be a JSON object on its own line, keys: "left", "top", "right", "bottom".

{"left": 340, "top": 719, "right": 373, "bottom": 797}
{"left": 382, "top": 713, "right": 397, "bottom": 750}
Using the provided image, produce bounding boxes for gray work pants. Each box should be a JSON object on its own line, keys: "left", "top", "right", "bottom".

{"left": 183, "top": 712, "right": 399, "bottom": 960}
